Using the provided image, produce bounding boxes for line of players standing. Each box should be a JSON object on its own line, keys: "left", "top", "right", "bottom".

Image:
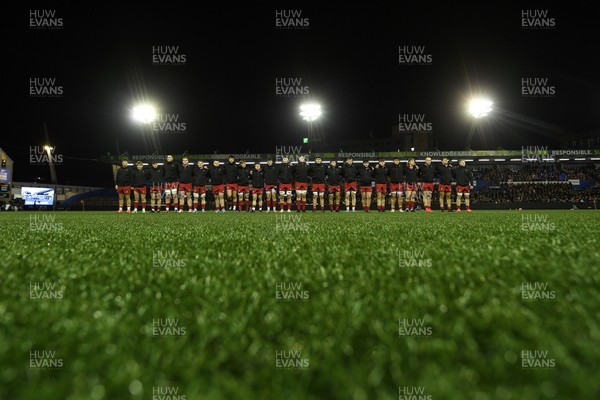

{"left": 114, "top": 154, "right": 474, "bottom": 213}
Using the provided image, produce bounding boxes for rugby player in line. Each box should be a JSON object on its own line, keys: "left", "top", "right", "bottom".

{"left": 148, "top": 160, "right": 163, "bottom": 212}
{"left": 263, "top": 159, "right": 278, "bottom": 212}
{"left": 131, "top": 161, "right": 148, "bottom": 213}
{"left": 310, "top": 157, "right": 327, "bottom": 212}
{"left": 453, "top": 159, "right": 473, "bottom": 212}
{"left": 374, "top": 158, "right": 388, "bottom": 212}
{"left": 163, "top": 155, "right": 179, "bottom": 213}
{"left": 420, "top": 157, "right": 435, "bottom": 213}
{"left": 357, "top": 160, "right": 374, "bottom": 212}
{"left": 388, "top": 157, "right": 404, "bottom": 212}
{"left": 177, "top": 156, "right": 194, "bottom": 213}
{"left": 193, "top": 160, "right": 209, "bottom": 212}
{"left": 342, "top": 157, "right": 358, "bottom": 212}
{"left": 115, "top": 158, "right": 133, "bottom": 213}
{"left": 326, "top": 160, "right": 343, "bottom": 212}
{"left": 250, "top": 162, "right": 265, "bottom": 212}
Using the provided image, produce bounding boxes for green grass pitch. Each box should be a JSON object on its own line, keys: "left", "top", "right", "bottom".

{"left": 1, "top": 210, "right": 599, "bottom": 400}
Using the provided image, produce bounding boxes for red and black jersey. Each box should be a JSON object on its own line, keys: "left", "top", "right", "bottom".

{"left": 388, "top": 163, "right": 404, "bottom": 183}
{"left": 453, "top": 166, "right": 473, "bottom": 186}
{"left": 263, "top": 164, "right": 278, "bottom": 185}
{"left": 131, "top": 168, "right": 148, "bottom": 187}
{"left": 178, "top": 163, "right": 194, "bottom": 184}
{"left": 237, "top": 166, "right": 250, "bottom": 186}
{"left": 293, "top": 162, "right": 309, "bottom": 182}
{"left": 357, "top": 165, "right": 374, "bottom": 186}
{"left": 342, "top": 163, "right": 358, "bottom": 182}
{"left": 326, "top": 165, "right": 343, "bottom": 185}
{"left": 224, "top": 161, "right": 238, "bottom": 184}
{"left": 193, "top": 165, "right": 209, "bottom": 186}
{"left": 250, "top": 168, "right": 265, "bottom": 187}
{"left": 148, "top": 166, "right": 163, "bottom": 186}
{"left": 278, "top": 162, "right": 294, "bottom": 184}
{"left": 115, "top": 165, "right": 133, "bottom": 186}
{"left": 437, "top": 164, "right": 453, "bottom": 184}
{"left": 405, "top": 166, "right": 419, "bottom": 184}
{"left": 374, "top": 164, "right": 389, "bottom": 184}
{"left": 163, "top": 160, "right": 179, "bottom": 182}
{"left": 309, "top": 163, "right": 326, "bottom": 183}
{"left": 208, "top": 165, "right": 225, "bottom": 185}
{"left": 419, "top": 164, "right": 435, "bottom": 183}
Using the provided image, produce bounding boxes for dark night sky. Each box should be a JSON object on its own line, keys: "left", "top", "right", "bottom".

{"left": 5, "top": 2, "right": 600, "bottom": 186}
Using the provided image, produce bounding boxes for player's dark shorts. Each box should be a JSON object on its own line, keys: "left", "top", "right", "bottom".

{"left": 375, "top": 183, "right": 387, "bottom": 193}
{"left": 226, "top": 183, "right": 238, "bottom": 192}
{"left": 360, "top": 185, "right": 372, "bottom": 193}
{"left": 312, "top": 183, "right": 325, "bottom": 193}
{"left": 237, "top": 185, "right": 249, "bottom": 194}
{"left": 279, "top": 183, "right": 293, "bottom": 192}
{"left": 405, "top": 183, "right": 418, "bottom": 191}
{"left": 328, "top": 185, "right": 341, "bottom": 193}
{"left": 211, "top": 184, "right": 225, "bottom": 195}
{"left": 193, "top": 185, "right": 206, "bottom": 194}
{"left": 390, "top": 183, "right": 403, "bottom": 192}
{"left": 456, "top": 185, "right": 470, "bottom": 193}
{"left": 252, "top": 187, "right": 264, "bottom": 196}
{"left": 345, "top": 182, "right": 357, "bottom": 191}
{"left": 133, "top": 186, "right": 146, "bottom": 194}
{"left": 179, "top": 183, "right": 192, "bottom": 192}
{"left": 164, "top": 181, "right": 178, "bottom": 191}
{"left": 150, "top": 185, "right": 162, "bottom": 193}
{"left": 422, "top": 182, "right": 434, "bottom": 191}
{"left": 116, "top": 186, "right": 131, "bottom": 195}
{"left": 295, "top": 182, "right": 308, "bottom": 190}
{"left": 265, "top": 184, "right": 277, "bottom": 192}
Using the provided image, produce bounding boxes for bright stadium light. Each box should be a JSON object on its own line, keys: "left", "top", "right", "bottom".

{"left": 132, "top": 104, "right": 157, "bottom": 123}
{"left": 468, "top": 98, "right": 493, "bottom": 118}
{"left": 299, "top": 103, "right": 322, "bottom": 122}
{"left": 299, "top": 103, "right": 322, "bottom": 152}
{"left": 44, "top": 145, "right": 53, "bottom": 151}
